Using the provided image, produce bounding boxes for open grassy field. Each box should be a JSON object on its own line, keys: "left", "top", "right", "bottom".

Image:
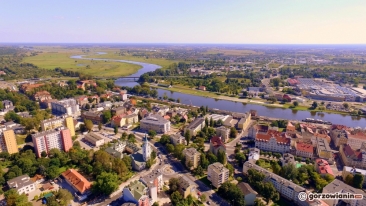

{"left": 16, "top": 134, "right": 27, "bottom": 145}
{"left": 204, "top": 49, "right": 263, "bottom": 56}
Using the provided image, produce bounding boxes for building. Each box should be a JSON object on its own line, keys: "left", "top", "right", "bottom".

{"left": 40, "top": 99, "right": 57, "bottom": 109}
{"left": 314, "top": 137, "right": 333, "bottom": 160}
{"left": 0, "top": 129, "right": 18, "bottom": 154}
{"left": 81, "top": 111, "right": 103, "bottom": 124}
{"left": 184, "top": 118, "right": 205, "bottom": 136}
{"left": 342, "top": 166, "right": 366, "bottom": 186}
{"left": 177, "top": 175, "right": 197, "bottom": 198}
{"left": 7, "top": 175, "right": 36, "bottom": 194}
{"left": 322, "top": 179, "right": 366, "bottom": 206}
{"left": 295, "top": 142, "right": 314, "bottom": 159}
{"left": 140, "top": 114, "right": 171, "bottom": 134}
{"left": 248, "top": 148, "right": 260, "bottom": 161}
{"left": 51, "top": 98, "right": 80, "bottom": 116}
{"left": 255, "top": 129, "right": 291, "bottom": 153}
{"left": 112, "top": 106, "right": 127, "bottom": 116}
{"left": 237, "top": 182, "right": 257, "bottom": 206}
{"left": 142, "top": 136, "right": 152, "bottom": 162}
{"left": 183, "top": 148, "right": 201, "bottom": 169}
{"left": 280, "top": 153, "right": 296, "bottom": 166}
{"left": 41, "top": 117, "right": 64, "bottom": 131}
{"left": 198, "top": 86, "right": 206, "bottom": 91}
{"left": 84, "top": 132, "right": 105, "bottom": 147}
{"left": 61, "top": 169, "right": 91, "bottom": 196}
{"left": 65, "top": 116, "right": 75, "bottom": 137}
{"left": 330, "top": 125, "right": 349, "bottom": 147}
{"left": 76, "top": 80, "right": 97, "bottom": 90}
{"left": 140, "top": 169, "right": 163, "bottom": 203}
{"left": 2, "top": 100, "right": 14, "bottom": 110}
{"left": 32, "top": 127, "right": 72, "bottom": 158}
{"left": 347, "top": 132, "right": 366, "bottom": 150}
{"left": 339, "top": 144, "right": 366, "bottom": 169}
{"left": 315, "top": 159, "right": 334, "bottom": 177}
{"left": 286, "top": 122, "right": 296, "bottom": 133}
{"left": 131, "top": 151, "right": 147, "bottom": 171}
{"left": 243, "top": 161, "right": 306, "bottom": 205}
{"left": 33, "top": 91, "right": 52, "bottom": 102}
{"left": 209, "top": 136, "right": 226, "bottom": 156}
{"left": 170, "top": 134, "right": 186, "bottom": 146}
{"left": 207, "top": 162, "right": 229, "bottom": 188}
{"left": 111, "top": 113, "right": 138, "bottom": 127}
{"left": 215, "top": 126, "right": 230, "bottom": 143}
{"left": 237, "top": 113, "right": 251, "bottom": 130}
{"left": 122, "top": 180, "right": 149, "bottom": 206}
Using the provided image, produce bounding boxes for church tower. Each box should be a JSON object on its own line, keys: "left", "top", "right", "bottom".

{"left": 142, "top": 133, "right": 151, "bottom": 161}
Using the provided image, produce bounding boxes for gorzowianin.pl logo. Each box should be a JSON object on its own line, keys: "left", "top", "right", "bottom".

{"left": 298, "top": 192, "right": 363, "bottom": 201}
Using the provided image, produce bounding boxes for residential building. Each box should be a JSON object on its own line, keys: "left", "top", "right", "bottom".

{"left": 81, "top": 111, "right": 103, "bottom": 124}
{"left": 184, "top": 118, "right": 205, "bottom": 136}
{"left": 322, "top": 179, "right": 366, "bottom": 206}
{"left": 237, "top": 182, "right": 257, "bottom": 206}
{"left": 295, "top": 142, "right": 314, "bottom": 159}
{"left": 177, "top": 175, "right": 197, "bottom": 198}
{"left": 32, "top": 127, "right": 72, "bottom": 158}
{"left": 243, "top": 161, "right": 306, "bottom": 205}
{"left": 84, "top": 132, "right": 105, "bottom": 147}
{"left": 198, "top": 86, "right": 206, "bottom": 91}
{"left": 20, "top": 83, "right": 44, "bottom": 92}
{"left": 31, "top": 174, "right": 45, "bottom": 186}
{"left": 105, "top": 140, "right": 139, "bottom": 159}
{"left": 314, "top": 137, "right": 333, "bottom": 160}
{"left": 0, "top": 129, "right": 18, "bottom": 154}
{"left": 342, "top": 166, "right": 366, "bottom": 186}
{"left": 255, "top": 129, "right": 291, "bottom": 153}
{"left": 140, "top": 114, "right": 170, "bottom": 134}
{"left": 280, "top": 153, "right": 296, "bottom": 166}
{"left": 40, "top": 99, "right": 57, "bottom": 109}
{"left": 140, "top": 169, "right": 163, "bottom": 203}
{"left": 33, "top": 91, "right": 52, "bottom": 102}
{"left": 111, "top": 113, "right": 138, "bottom": 127}
{"left": 2, "top": 100, "right": 13, "bottom": 110}
{"left": 41, "top": 117, "right": 64, "bottom": 131}
{"left": 286, "top": 122, "right": 296, "bottom": 133}
{"left": 152, "top": 105, "right": 169, "bottom": 116}
{"left": 330, "top": 125, "right": 349, "bottom": 147}
{"left": 61, "top": 169, "right": 91, "bottom": 196}
{"left": 122, "top": 180, "right": 149, "bottom": 206}
{"left": 237, "top": 113, "right": 251, "bottom": 130}
{"left": 7, "top": 175, "right": 36, "bottom": 194}
{"left": 76, "top": 80, "right": 97, "bottom": 90}
{"left": 315, "top": 159, "right": 334, "bottom": 177}
{"left": 215, "top": 126, "right": 230, "bottom": 143}
{"left": 65, "top": 116, "right": 75, "bottom": 137}
{"left": 248, "top": 148, "right": 260, "bottom": 161}
{"left": 183, "top": 148, "right": 201, "bottom": 169}
{"left": 207, "top": 162, "right": 229, "bottom": 188}
{"left": 209, "top": 136, "right": 226, "bottom": 156}
{"left": 112, "top": 106, "right": 127, "bottom": 116}
{"left": 170, "top": 134, "right": 186, "bottom": 146}
{"left": 339, "top": 144, "right": 366, "bottom": 169}
{"left": 347, "top": 132, "right": 366, "bottom": 150}
{"left": 51, "top": 98, "right": 80, "bottom": 116}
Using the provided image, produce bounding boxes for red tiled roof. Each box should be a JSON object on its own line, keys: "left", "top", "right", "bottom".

{"left": 163, "top": 115, "right": 170, "bottom": 120}
{"left": 343, "top": 144, "right": 355, "bottom": 157}
{"left": 315, "top": 159, "right": 334, "bottom": 176}
{"left": 296, "top": 142, "right": 313, "bottom": 153}
{"left": 256, "top": 131, "right": 291, "bottom": 145}
{"left": 348, "top": 132, "right": 366, "bottom": 140}
{"left": 61, "top": 169, "right": 91, "bottom": 194}
{"left": 331, "top": 124, "right": 349, "bottom": 131}
{"left": 210, "top": 136, "right": 226, "bottom": 148}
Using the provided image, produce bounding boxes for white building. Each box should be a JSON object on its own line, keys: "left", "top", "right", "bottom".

{"left": 51, "top": 98, "right": 80, "bottom": 116}
{"left": 7, "top": 175, "right": 36, "bottom": 194}
{"left": 140, "top": 169, "right": 163, "bottom": 203}
{"left": 140, "top": 114, "right": 171, "bottom": 134}
{"left": 170, "top": 133, "right": 186, "bottom": 146}
{"left": 322, "top": 179, "right": 366, "bottom": 206}
{"left": 248, "top": 148, "right": 260, "bottom": 161}
{"left": 142, "top": 135, "right": 152, "bottom": 161}
{"left": 255, "top": 132, "right": 291, "bottom": 153}
{"left": 207, "top": 162, "right": 229, "bottom": 188}
{"left": 215, "top": 126, "right": 230, "bottom": 143}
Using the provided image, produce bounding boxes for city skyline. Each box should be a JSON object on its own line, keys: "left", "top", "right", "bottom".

{"left": 1, "top": 0, "right": 366, "bottom": 44}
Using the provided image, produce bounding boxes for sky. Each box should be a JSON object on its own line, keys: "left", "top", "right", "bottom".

{"left": 1, "top": 0, "right": 366, "bottom": 44}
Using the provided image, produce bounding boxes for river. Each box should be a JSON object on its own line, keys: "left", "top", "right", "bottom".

{"left": 70, "top": 53, "right": 366, "bottom": 127}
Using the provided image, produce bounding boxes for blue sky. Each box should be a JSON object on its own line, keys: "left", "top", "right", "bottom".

{"left": 1, "top": 0, "right": 365, "bottom": 44}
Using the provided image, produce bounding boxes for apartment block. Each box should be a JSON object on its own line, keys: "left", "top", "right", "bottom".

{"left": 183, "top": 148, "right": 201, "bottom": 169}
{"left": 140, "top": 114, "right": 170, "bottom": 133}
{"left": 41, "top": 117, "right": 64, "bottom": 131}
{"left": 255, "top": 129, "right": 291, "bottom": 153}
{"left": 0, "top": 129, "right": 18, "bottom": 154}
{"left": 51, "top": 98, "right": 80, "bottom": 116}
{"left": 314, "top": 137, "right": 333, "bottom": 160}
{"left": 184, "top": 118, "right": 205, "bottom": 136}
{"left": 215, "top": 126, "right": 230, "bottom": 143}
{"left": 65, "top": 116, "right": 75, "bottom": 137}
{"left": 295, "top": 142, "right": 314, "bottom": 159}
{"left": 169, "top": 134, "right": 186, "bottom": 146}
{"left": 207, "top": 162, "right": 229, "bottom": 188}
{"left": 32, "top": 127, "right": 73, "bottom": 158}
{"left": 237, "top": 112, "right": 251, "bottom": 130}
{"left": 322, "top": 179, "right": 366, "bottom": 206}
{"left": 140, "top": 169, "right": 163, "bottom": 203}
{"left": 177, "top": 175, "right": 197, "bottom": 198}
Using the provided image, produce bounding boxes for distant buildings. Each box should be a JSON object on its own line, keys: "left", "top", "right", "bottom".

{"left": 84, "top": 132, "right": 105, "bottom": 147}
{"left": 61, "top": 169, "right": 91, "bottom": 200}
{"left": 209, "top": 136, "right": 226, "bottom": 155}
{"left": 0, "top": 129, "right": 18, "bottom": 154}
{"left": 183, "top": 148, "right": 201, "bottom": 169}
{"left": 339, "top": 144, "right": 366, "bottom": 169}
{"left": 169, "top": 133, "right": 186, "bottom": 146}
{"left": 215, "top": 126, "right": 230, "bottom": 143}
{"left": 7, "top": 175, "right": 36, "bottom": 194}
{"left": 140, "top": 114, "right": 170, "bottom": 133}
{"left": 198, "top": 86, "right": 206, "bottom": 91}
{"left": 51, "top": 98, "right": 80, "bottom": 116}
{"left": 33, "top": 91, "right": 52, "bottom": 102}
{"left": 184, "top": 118, "right": 205, "bottom": 136}
{"left": 111, "top": 113, "right": 138, "bottom": 128}
{"left": 207, "top": 162, "right": 229, "bottom": 188}
{"left": 315, "top": 159, "right": 334, "bottom": 177}
{"left": 32, "top": 127, "right": 72, "bottom": 158}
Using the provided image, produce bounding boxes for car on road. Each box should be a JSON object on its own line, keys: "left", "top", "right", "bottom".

{"left": 207, "top": 201, "right": 210, "bottom": 205}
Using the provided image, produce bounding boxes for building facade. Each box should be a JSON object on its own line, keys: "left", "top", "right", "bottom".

{"left": 183, "top": 148, "right": 201, "bottom": 169}
{"left": 51, "top": 98, "right": 80, "bottom": 116}
{"left": 255, "top": 130, "right": 291, "bottom": 153}
{"left": 169, "top": 134, "right": 186, "bottom": 146}
{"left": 237, "top": 113, "right": 251, "bottom": 130}
{"left": 140, "top": 169, "right": 163, "bottom": 203}
{"left": 207, "top": 162, "right": 229, "bottom": 188}
{"left": 41, "top": 117, "right": 64, "bottom": 131}
{"left": 7, "top": 175, "right": 36, "bottom": 194}
{"left": 140, "top": 115, "right": 170, "bottom": 134}
{"left": 0, "top": 129, "right": 18, "bottom": 154}
{"left": 295, "top": 142, "right": 314, "bottom": 159}
{"left": 184, "top": 118, "right": 205, "bottom": 136}
{"left": 215, "top": 126, "right": 230, "bottom": 143}
{"left": 84, "top": 132, "right": 105, "bottom": 147}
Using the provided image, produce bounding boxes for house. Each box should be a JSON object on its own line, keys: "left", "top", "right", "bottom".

{"left": 209, "top": 136, "right": 226, "bottom": 156}
{"left": 248, "top": 148, "right": 260, "bottom": 161}
{"left": 121, "top": 180, "right": 149, "bottom": 206}
{"left": 31, "top": 174, "right": 45, "bottom": 186}
{"left": 76, "top": 80, "right": 97, "bottom": 90}
{"left": 207, "top": 162, "right": 229, "bottom": 188}
{"left": 295, "top": 142, "right": 314, "bottom": 159}
{"left": 237, "top": 182, "right": 257, "bottom": 206}
{"left": 342, "top": 166, "right": 366, "bottom": 186}
{"left": 112, "top": 106, "right": 127, "bottom": 116}
{"left": 184, "top": 118, "right": 205, "bottom": 136}
{"left": 140, "top": 114, "right": 171, "bottom": 134}
{"left": 198, "top": 86, "right": 206, "bottom": 91}
{"left": 140, "top": 169, "right": 163, "bottom": 203}
{"left": 170, "top": 134, "right": 186, "bottom": 146}
{"left": 315, "top": 159, "right": 334, "bottom": 177}
{"left": 177, "top": 175, "right": 197, "bottom": 198}
{"left": 20, "top": 83, "right": 44, "bottom": 92}
{"left": 84, "top": 132, "right": 105, "bottom": 147}
{"left": 7, "top": 175, "right": 36, "bottom": 194}
{"left": 322, "top": 179, "right": 366, "bottom": 206}
{"left": 280, "top": 153, "right": 296, "bottom": 166}
{"left": 61, "top": 169, "right": 91, "bottom": 197}
{"left": 33, "top": 91, "right": 52, "bottom": 102}
{"left": 81, "top": 111, "right": 103, "bottom": 124}
{"left": 183, "top": 148, "right": 201, "bottom": 169}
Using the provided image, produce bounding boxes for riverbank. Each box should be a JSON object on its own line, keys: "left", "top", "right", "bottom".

{"left": 151, "top": 84, "right": 362, "bottom": 117}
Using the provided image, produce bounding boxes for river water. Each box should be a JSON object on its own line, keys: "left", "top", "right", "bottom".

{"left": 70, "top": 54, "right": 366, "bottom": 127}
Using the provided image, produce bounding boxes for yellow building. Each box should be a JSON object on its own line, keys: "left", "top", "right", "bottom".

{"left": 0, "top": 129, "right": 18, "bottom": 154}
{"left": 65, "top": 116, "right": 75, "bottom": 137}
{"left": 183, "top": 148, "right": 201, "bottom": 169}
{"left": 237, "top": 113, "right": 251, "bottom": 130}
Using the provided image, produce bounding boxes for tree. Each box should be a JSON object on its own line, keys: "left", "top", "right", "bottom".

{"left": 166, "top": 144, "right": 174, "bottom": 153}
{"left": 41, "top": 151, "right": 48, "bottom": 157}
{"left": 152, "top": 202, "right": 159, "bottom": 206}
{"left": 128, "top": 134, "right": 136, "bottom": 143}
{"left": 46, "top": 166, "right": 60, "bottom": 179}
{"left": 205, "top": 117, "right": 209, "bottom": 126}
{"left": 235, "top": 152, "right": 246, "bottom": 165}
{"left": 293, "top": 101, "right": 299, "bottom": 107}
{"left": 114, "top": 126, "right": 118, "bottom": 135}
{"left": 148, "top": 130, "right": 157, "bottom": 139}
{"left": 343, "top": 102, "right": 349, "bottom": 109}
{"left": 102, "top": 110, "right": 112, "bottom": 123}
{"left": 4, "top": 189, "right": 32, "bottom": 206}
{"left": 345, "top": 174, "right": 354, "bottom": 185}
{"left": 159, "top": 134, "right": 170, "bottom": 145}
{"left": 84, "top": 119, "right": 93, "bottom": 132}
{"left": 170, "top": 191, "right": 183, "bottom": 205}
{"left": 93, "top": 172, "right": 120, "bottom": 195}
{"left": 281, "top": 164, "right": 298, "bottom": 181}
{"left": 98, "top": 123, "right": 102, "bottom": 131}
{"left": 200, "top": 194, "right": 206, "bottom": 202}
{"left": 54, "top": 189, "right": 73, "bottom": 206}
{"left": 217, "top": 150, "right": 227, "bottom": 165}
{"left": 217, "top": 182, "right": 245, "bottom": 206}
{"left": 271, "top": 161, "right": 282, "bottom": 175}
{"left": 184, "top": 130, "right": 191, "bottom": 146}
{"left": 194, "top": 165, "right": 204, "bottom": 176}
{"left": 225, "top": 163, "right": 234, "bottom": 177}
{"left": 260, "top": 182, "right": 280, "bottom": 204}
{"left": 121, "top": 132, "right": 127, "bottom": 141}
{"left": 210, "top": 117, "right": 214, "bottom": 127}
{"left": 353, "top": 173, "right": 364, "bottom": 189}
{"left": 176, "top": 98, "right": 181, "bottom": 103}
{"left": 254, "top": 198, "right": 266, "bottom": 206}
{"left": 169, "top": 178, "right": 180, "bottom": 193}
{"left": 312, "top": 101, "right": 318, "bottom": 109}
{"left": 230, "top": 127, "right": 238, "bottom": 138}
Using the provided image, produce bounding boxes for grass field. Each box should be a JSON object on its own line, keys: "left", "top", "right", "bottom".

{"left": 16, "top": 134, "right": 27, "bottom": 145}
{"left": 204, "top": 49, "right": 263, "bottom": 56}
{"left": 23, "top": 52, "right": 142, "bottom": 77}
